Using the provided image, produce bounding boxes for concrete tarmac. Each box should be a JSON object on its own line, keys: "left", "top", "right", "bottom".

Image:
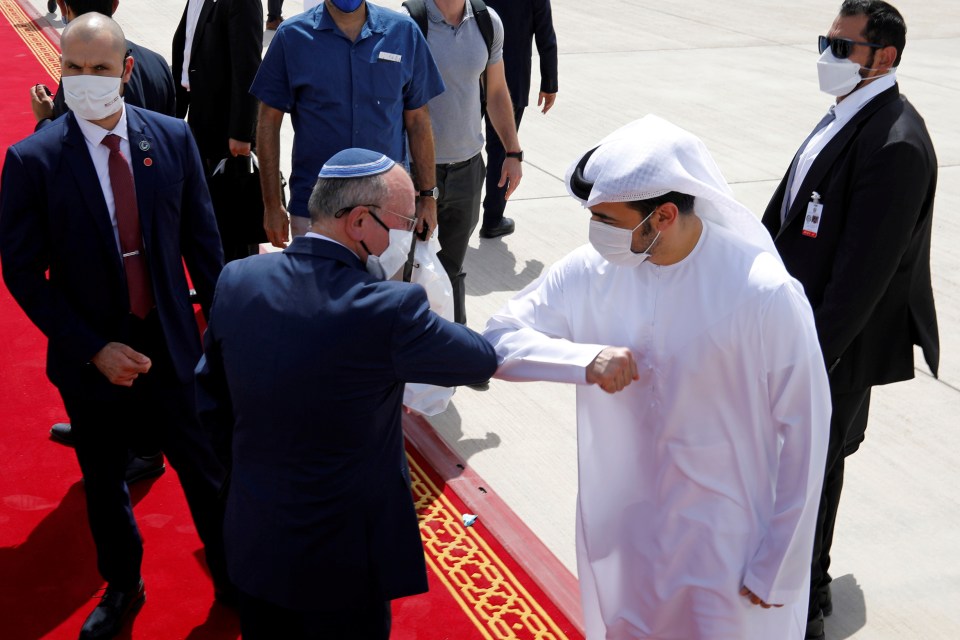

{"left": 20, "top": 0, "right": 959, "bottom": 637}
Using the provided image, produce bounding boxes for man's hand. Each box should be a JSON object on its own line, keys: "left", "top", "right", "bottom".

{"left": 585, "top": 347, "right": 639, "bottom": 393}
{"left": 91, "top": 342, "right": 152, "bottom": 387}
{"left": 30, "top": 84, "right": 54, "bottom": 122}
{"left": 229, "top": 138, "right": 252, "bottom": 157}
{"left": 264, "top": 203, "right": 290, "bottom": 248}
{"left": 415, "top": 196, "right": 437, "bottom": 240}
{"left": 740, "top": 586, "right": 783, "bottom": 609}
{"left": 498, "top": 157, "right": 523, "bottom": 200}
{"left": 537, "top": 91, "right": 557, "bottom": 115}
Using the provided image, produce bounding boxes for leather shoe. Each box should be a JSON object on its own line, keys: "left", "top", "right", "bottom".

{"left": 47, "top": 0, "right": 56, "bottom": 14}
{"left": 79, "top": 579, "right": 145, "bottom": 639}
{"left": 265, "top": 16, "right": 284, "bottom": 30}
{"left": 805, "top": 609, "right": 825, "bottom": 640}
{"left": 125, "top": 453, "right": 165, "bottom": 485}
{"left": 479, "top": 217, "right": 515, "bottom": 239}
{"left": 50, "top": 422, "right": 76, "bottom": 447}
{"left": 466, "top": 380, "right": 490, "bottom": 391}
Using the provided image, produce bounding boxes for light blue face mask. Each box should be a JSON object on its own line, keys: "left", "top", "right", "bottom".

{"left": 331, "top": 0, "right": 363, "bottom": 12}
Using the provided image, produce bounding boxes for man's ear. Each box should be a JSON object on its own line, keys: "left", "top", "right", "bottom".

{"left": 343, "top": 206, "right": 369, "bottom": 242}
{"left": 875, "top": 45, "right": 898, "bottom": 71}
{"left": 653, "top": 202, "right": 679, "bottom": 230}
{"left": 121, "top": 54, "right": 134, "bottom": 85}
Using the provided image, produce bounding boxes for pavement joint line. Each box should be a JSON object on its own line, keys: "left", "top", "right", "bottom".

{"left": 916, "top": 367, "right": 960, "bottom": 393}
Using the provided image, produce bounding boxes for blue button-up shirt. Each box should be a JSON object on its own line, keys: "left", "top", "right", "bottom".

{"left": 251, "top": 3, "right": 445, "bottom": 217}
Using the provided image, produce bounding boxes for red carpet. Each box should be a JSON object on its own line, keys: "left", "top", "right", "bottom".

{"left": 0, "top": 2, "right": 583, "bottom": 638}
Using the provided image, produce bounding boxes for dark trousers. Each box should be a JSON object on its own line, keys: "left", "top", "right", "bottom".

{"left": 239, "top": 591, "right": 391, "bottom": 639}
{"left": 436, "top": 153, "right": 485, "bottom": 325}
{"left": 267, "top": 0, "right": 283, "bottom": 19}
{"left": 61, "top": 312, "right": 228, "bottom": 590}
{"left": 807, "top": 385, "right": 872, "bottom": 621}
{"left": 482, "top": 105, "right": 524, "bottom": 229}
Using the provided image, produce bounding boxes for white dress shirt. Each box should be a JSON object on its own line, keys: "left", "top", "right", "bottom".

{"left": 74, "top": 104, "right": 133, "bottom": 256}
{"left": 788, "top": 71, "right": 898, "bottom": 210}
{"left": 181, "top": 0, "right": 205, "bottom": 90}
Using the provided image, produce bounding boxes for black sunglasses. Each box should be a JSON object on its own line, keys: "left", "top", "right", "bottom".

{"left": 818, "top": 35, "right": 883, "bottom": 60}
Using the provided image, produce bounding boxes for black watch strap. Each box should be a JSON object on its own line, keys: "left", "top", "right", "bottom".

{"left": 506, "top": 150, "right": 524, "bottom": 162}
{"left": 418, "top": 187, "right": 439, "bottom": 199}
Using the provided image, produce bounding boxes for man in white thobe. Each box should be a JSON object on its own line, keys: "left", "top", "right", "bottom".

{"left": 483, "top": 116, "right": 831, "bottom": 639}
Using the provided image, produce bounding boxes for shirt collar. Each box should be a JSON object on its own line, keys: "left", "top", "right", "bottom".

{"left": 304, "top": 230, "right": 360, "bottom": 258}
{"left": 75, "top": 102, "right": 129, "bottom": 148}
{"left": 425, "top": 0, "right": 473, "bottom": 26}
{"left": 834, "top": 70, "right": 897, "bottom": 122}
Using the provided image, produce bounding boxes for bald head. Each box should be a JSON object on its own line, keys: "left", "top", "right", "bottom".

{"left": 61, "top": 12, "right": 126, "bottom": 63}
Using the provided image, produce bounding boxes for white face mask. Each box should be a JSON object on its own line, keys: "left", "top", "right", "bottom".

{"left": 62, "top": 75, "right": 123, "bottom": 121}
{"left": 588, "top": 210, "right": 660, "bottom": 266}
{"left": 816, "top": 49, "right": 891, "bottom": 97}
{"left": 365, "top": 228, "right": 413, "bottom": 280}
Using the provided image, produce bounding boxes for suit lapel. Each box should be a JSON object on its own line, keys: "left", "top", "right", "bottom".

{"left": 190, "top": 0, "right": 216, "bottom": 68}
{"left": 127, "top": 107, "right": 157, "bottom": 251}
{"left": 779, "top": 85, "right": 901, "bottom": 236}
{"left": 62, "top": 114, "right": 124, "bottom": 276}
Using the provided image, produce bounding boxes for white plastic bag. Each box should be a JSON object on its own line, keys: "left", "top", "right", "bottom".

{"left": 402, "top": 235, "right": 457, "bottom": 416}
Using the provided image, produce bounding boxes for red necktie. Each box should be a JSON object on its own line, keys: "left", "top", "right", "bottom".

{"left": 102, "top": 133, "right": 154, "bottom": 318}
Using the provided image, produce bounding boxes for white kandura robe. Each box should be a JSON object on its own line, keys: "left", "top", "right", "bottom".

{"left": 483, "top": 221, "right": 830, "bottom": 639}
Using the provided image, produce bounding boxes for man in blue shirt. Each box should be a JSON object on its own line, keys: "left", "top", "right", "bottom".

{"left": 252, "top": 0, "right": 445, "bottom": 246}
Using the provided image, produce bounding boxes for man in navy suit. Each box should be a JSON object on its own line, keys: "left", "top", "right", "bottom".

{"left": 479, "top": 0, "right": 558, "bottom": 239}
{"left": 195, "top": 148, "right": 498, "bottom": 639}
{"left": 29, "top": 0, "right": 178, "bottom": 485}
{"left": 0, "top": 14, "right": 228, "bottom": 640}
{"left": 760, "top": 2, "right": 938, "bottom": 638}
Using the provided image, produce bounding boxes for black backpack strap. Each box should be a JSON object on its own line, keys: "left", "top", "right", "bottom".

{"left": 469, "top": 0, "right": 494, "bottom": 117}
{"left": 469, "top": 0, "right": 494, "bottom": 60}
{"left": 402, "top": 0, "right": 429, "bottom": 39}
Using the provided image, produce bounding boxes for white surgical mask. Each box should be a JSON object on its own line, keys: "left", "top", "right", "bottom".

{"left": 816, "top": 49, "right": 890, "bottom": 97}
{"left": 365, "top": 228, "right": 413, "bottom": 280}
{"left": 588, "top": 210, "right": 660, "bottom": 266}
{"left": 62, "top": 75, "right": 123, "bottom": 121}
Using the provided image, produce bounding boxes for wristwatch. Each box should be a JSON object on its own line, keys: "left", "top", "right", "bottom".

{"left": 418, "top": 187, "right": 439, "bottom": 199}
{"left": 506, "top": 150, "right": 524, "bottom": 162}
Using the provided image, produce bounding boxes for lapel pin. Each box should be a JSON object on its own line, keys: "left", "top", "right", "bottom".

{"left": 143, "top": 158, "right": 153, "bottom": 167}
{"left": 139, "top": 140, "right": 151, "bottom": 152}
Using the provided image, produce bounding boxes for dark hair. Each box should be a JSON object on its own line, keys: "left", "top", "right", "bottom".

{"left": 627, "top": 192, "right": 695, "bottom": 217}
{"left": 64, "top": 0, "right": 115, "bottom": 17}
{"left": 839, "top": 0, "right": 906, "bottom": 66}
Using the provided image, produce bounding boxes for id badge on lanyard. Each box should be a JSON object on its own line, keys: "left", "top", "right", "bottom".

{"left": 803, "top": 192, "right": 823, "bottom": 238}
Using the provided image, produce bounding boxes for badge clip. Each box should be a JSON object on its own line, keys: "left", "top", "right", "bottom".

{"left": 802, "top": 191, "right": 823, "bottom": 238}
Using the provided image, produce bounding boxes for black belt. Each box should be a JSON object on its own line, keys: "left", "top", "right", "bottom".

{"left": 437, "top": 153, "right": 480, "bottom": 169}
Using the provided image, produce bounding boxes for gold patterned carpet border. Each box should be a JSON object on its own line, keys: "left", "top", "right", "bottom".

{"left": 0, "top": 0, "right": 60, "bottom": 81}
{"left": 409, "top": 452, "right": 573, "bottom": 640}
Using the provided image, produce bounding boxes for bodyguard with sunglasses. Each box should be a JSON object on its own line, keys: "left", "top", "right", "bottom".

{"left": 760, "top": 2, "right": 939, "bottom": 639}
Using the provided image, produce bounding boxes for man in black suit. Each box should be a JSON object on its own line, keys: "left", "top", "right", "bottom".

{"left": 29, "top": 0, "right": 177, "bottom": 483}
{"left": 1, "top": 14, "right": 229, "bottom": 640}
{"left": 479, "top": 0, "right": 558, "bottom": 239}
{"left": 173, "top": 0, "right": 263, "bottom": 261}
{"left": 760, "top": 3, "right": 939, "bottom": 638}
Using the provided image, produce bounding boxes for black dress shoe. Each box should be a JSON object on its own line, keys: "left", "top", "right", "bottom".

{"left": 47, "top": 0, "right": 57, "bottom": 14}
{"left": 50, "top": 422, "right": 76, "bottom": 447}
{"left": 80, "top": 580, "right": 145, "bottom": 640}
{"left": 125, "top": 453, "right": 165, "bottom": 485}
{"left": 479, "top": 217, "right": 515, "bottom": 239}
{"left": 805, "top": 609, "right": 825, "bottom": 640}
{"left": 466, "top": 380, "right": 490, "bottom": 391}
